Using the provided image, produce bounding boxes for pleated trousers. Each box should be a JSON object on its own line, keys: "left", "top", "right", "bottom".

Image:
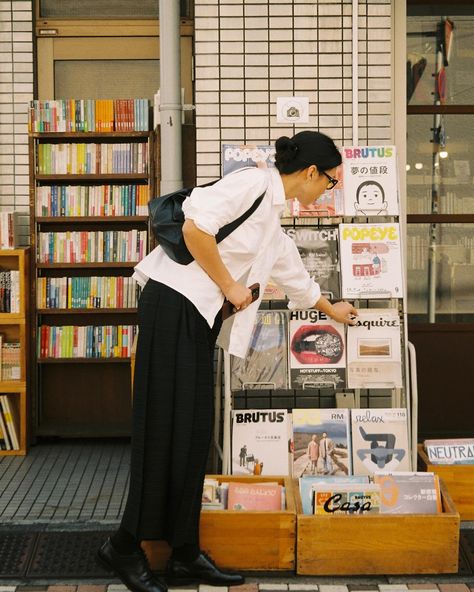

{"left": 120, "top": 279, "right": 222, "bottom": 546}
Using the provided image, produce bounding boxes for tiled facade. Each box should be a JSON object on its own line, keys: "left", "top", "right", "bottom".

{"left": 0, "top": 0, "right": 33, "bottom": 245}
{"left": 194, "top": 0, "right": 393, "bottom": 184}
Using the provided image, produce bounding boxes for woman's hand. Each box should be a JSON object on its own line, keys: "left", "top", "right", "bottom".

{"left": 329, "top": 301, "right": 358, "bottom": 325}
{"left": 223, "top": 282, "right": 253, "bottom": 311}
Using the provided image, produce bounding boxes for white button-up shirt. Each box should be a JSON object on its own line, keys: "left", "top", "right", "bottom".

{"left": 133, "top": 167, "right": 321, "bottom": 357}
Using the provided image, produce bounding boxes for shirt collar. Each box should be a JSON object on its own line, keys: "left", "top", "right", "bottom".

{"left": 268, "top": 168, "right": 286, "bottom": 205}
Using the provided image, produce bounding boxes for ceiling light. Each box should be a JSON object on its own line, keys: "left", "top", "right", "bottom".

{"left": 415, "top": 162, "right": 423, "bottom": 170}
{"left": 439, "top": 150, "right": 448, "bottom": 159}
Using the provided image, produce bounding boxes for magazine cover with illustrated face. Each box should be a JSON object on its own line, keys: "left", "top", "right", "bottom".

{"left": 283, "top": 226, "right": 340, "bottom": 300}
{"left": 342, "top": 146, "right": 399, "bottom": 216}
{"left": 221, "top": 143, "right": 275, "bottom": 176}
{"left": 351, "top": 408, "right": 411, "bottom": 475}
{"left": 289, "top": 163, "right": 344, "bottom": 217}
{"left": 346, "top": 308, "right": 403, "bottom": 389}
{"left": 339, "top": 223, "right": 403, "bottom": 298}
{"left": 292, "top": 408, "right": 351, "bottom": 478}
{"left": 231, "top": 409, "right": 291, "bottom": 476}
{"left": 231, "top": 311, "right": 288, "bottom": 390}
{"left": 289, "top": 309, "right": 345, "bottom": 389}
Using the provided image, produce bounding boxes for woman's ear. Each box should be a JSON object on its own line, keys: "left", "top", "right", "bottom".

{"left": 307, "top": 164, "right": 318, "bottom": 180}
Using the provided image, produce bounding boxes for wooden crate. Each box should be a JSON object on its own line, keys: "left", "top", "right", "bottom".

{"left": 418, "top": 444, "right": 474, "bottom": 520}
{"left": 143, "top": 475, "right": 296, "bottom": 572}
{"left": 295, "top": 478, "right": 459, "bottom": 575}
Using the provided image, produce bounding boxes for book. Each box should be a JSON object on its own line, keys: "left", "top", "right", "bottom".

{"left": 351, "top": 408, "right": 411, "bottom": 475}
{"left": 374, "top": 472, "right": 442, "bottom": 514}
{"left": 423, "top": 438, "right": 474, "bottom": 465}
{"left": 339, "top": 223, "right": 403, "bottom": 298}
{"left": 299, "top": 475, "right": 370, "bottom": 515}
{"left": 227, "top": 481, "right": 283, "bottom": 511}
{"left": 292, "top": 408, "right": 351, "bottom": 478}
{"left": 231, "top": 409, "right": 291, "bottom": 476}
{"left": 289, "top": 310, "right": 346, "bottom": 389}
{"left": 0, "top": 402, "right": 11, "bottom": 450}
{"left": 346, "top": 308, "right": 403, "bottom": 389}
{"left": 283, "top": 226, "right": 340, "bottom": 299}
{"left": 312, "top": 482, "right": 381, "bottom": 515}
{"left": 261, "top": 279, "right": 286, "bottom": 301}
{"left": 222, "top": 143, "right": 276, "bottom": 176}
{"left": 230, "top": 311, "right": 288, "bottom": 390}
{"left": 342, "top": 146, "right": 399, "bottom": 216}
{"left": 289, "top": 164, "right": 344, "bottom": 217}
{"left": 0, "top": 395, "right": 19, "bottom": 450}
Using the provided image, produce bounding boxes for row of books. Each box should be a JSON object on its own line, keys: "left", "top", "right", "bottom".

{"left": 38, "top": 230, "right": 147, "bottom": 263}
{"left": 37, "top": 276, "right": 141, "bottom": 310}
{"left": 0, "top": 395, "right": 20, "bottom": 450}
{"left": 0, "top": 270, "right": 20, "bottom": 313}
{"left": 266, "top": 223, "right": 403, "bottom": 300}
{"left": 231, "top": 308, "right": 403, "bottom": 391}
{"left": 28, "top": 99, "right": 150, "bottom": 133}
{"left": 37, "top": 143, "right": 149, "bottom": 175}
{"left": 37, "top": 324, "right": 137, "bottom": 359}
{"left": 223, "top": 144, "right": 400, "bottom": 218}
{"left": 36, "top": 185, "right": 150, "bottom": 217}
{"left": 299, "top": 472, "right": 441, "bottom": 515}
{"left": 202, "top": 478, "right": 286, "bottom": 511}
{"left": 231, "top": 407, "right": 411, "bottom": 478}
{"left": 424, "top": 438, "right": 474, "bottom": 465}
{"left": 0, "top": 338, "right": 21, "bottom": 381}
{"left": 0, "top": 212, "right": 20, "bottom": 249}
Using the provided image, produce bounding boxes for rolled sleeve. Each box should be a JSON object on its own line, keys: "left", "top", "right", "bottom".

{"left": 181, "top": 168, "right": 268, "bottom": 236}
{"left": 270, "top": 232, "right": 321, "bottom": 310}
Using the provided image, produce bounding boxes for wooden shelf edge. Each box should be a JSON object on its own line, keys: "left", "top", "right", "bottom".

{"left": 38, "top": 357, "right": 131, "bottom": 363}
{"left": 31, "top": 131, "right": 151, "bottom": 138}
{"left": 0, "top": 382, "right": 26, "bottom": 391}
{"left": 0, "top": 449, "right": 27, "bottom": 456}
{"left": 36, "top": 174, "right": 149, "bottom": 181}
{"left": 0, "top": 314, "right": 25, "bottom": 322}
{"left": 38, "top": 308, "right": 137, "bottom": 314}
{"left": 37, "top": 262, "right": 139, "bottom": 268}
{"left": 37, "top": 216, "right": 149, "bottom": 223}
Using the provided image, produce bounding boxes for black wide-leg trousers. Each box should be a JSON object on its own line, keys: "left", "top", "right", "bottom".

{"left": 120, "top": 279, "right": 222, "bottom": 547}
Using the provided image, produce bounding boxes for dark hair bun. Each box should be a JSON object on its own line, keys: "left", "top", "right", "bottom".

{"left": 275, "top": 136, "right": 298, "bottom": 167}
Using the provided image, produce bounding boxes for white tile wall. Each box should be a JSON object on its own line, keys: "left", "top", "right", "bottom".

{"left": 195, "top": 0, "right": 393, "bottom": 181}
{"left": 0, "top": 0, "right": 32, "bottom": 245}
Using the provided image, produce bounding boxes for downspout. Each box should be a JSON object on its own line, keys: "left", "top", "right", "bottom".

{"left": 159, "top": 0, "right": 183, "bottom": 193}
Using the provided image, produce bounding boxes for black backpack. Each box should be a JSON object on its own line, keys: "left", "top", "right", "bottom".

{"left": 148, "top": 180, "right": 265, "bottom": 265}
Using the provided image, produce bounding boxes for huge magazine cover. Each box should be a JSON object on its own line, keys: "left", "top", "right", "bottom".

{"left": 351, "top": 408, "right": 411, "bottom": 475}
{"left": 346, "top": 308, "right": 403, "bottom": 389}
{"left": 231, "top": 409, "right": 291, "bottom": 476}
{"left": 289, "top": 310, "right": 346, "bottom": 389}
{"left": 342, "top": 146, "right": 399, "bottom": 216}
{"left": 222, "top": 143, "right": 275, "bottom": 176}
{"left": 230, "top": 311, "right": 288, "bottom": 390}
{"left": 283, "top": 226, "right": 340, "bottom": 299}
{"left": 339, "top": 223, "right": 403, "bottom": 298}
{"left": 292, "top": 408, "right": 351, "bottom": 478}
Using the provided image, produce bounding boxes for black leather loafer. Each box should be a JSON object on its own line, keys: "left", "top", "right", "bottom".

{"left": 166, "top": 551, "right": 245, "bottom": 586}
{"left": 97, "top": 537, "right": 168, "bottom": 592}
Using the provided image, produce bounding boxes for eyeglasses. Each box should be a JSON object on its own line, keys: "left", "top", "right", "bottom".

{"left": 322, "top": 171, "right": 338, "bottom": 190}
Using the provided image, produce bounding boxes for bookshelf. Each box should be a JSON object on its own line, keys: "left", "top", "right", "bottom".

{"left": 0, "top": 248, "right": 29, "bottom": 455}
{"left": 29, "top": 101, "right": 154, "bottom": 438}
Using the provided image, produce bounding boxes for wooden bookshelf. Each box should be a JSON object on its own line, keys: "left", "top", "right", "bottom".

{"left": 29, "top": 124, "right": 154, "bottom": 438}
{"left": 0, "top": 248, "right": 29, "bottom": 455}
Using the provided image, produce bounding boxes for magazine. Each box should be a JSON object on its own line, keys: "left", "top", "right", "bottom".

{"left": 292, "top": 408, "right": 351, "bottom": 478}
{"left": 424, "top": 438, "right": 474, "bottom": 465}
{"left": 299, "top": 475, "right": 370, "bottom": 515}
{"left": 374, "top": 472, "right": 442, "bottom": 514}
{"left": 231, "top": 409, "right": 291, "bottom": 476}
{"left": 346, "top": 308, "right": 403, "bottom": 389}
{"left": 289, "top": 309, "right": 346, "bottom": 389}
{"left": 231, "top": 311, "right": 288, "bottom": 390}
{"left": 312, "top": 482, "right": 381, "bottom": 515}
{"left": 351, "top": 408, "right": 411, "bottom": 475}
{"left": 339, "top": 223, "right": 403, "bottom": 298}
{"left": 289, "top": 164, "right": 344, "bottom": 217}
{"left": 342, "top": 146, "right": 399, "bottom": 216}
{"left": 222, "top": 143, "right": 275, "bottom": 176}
{"left": 283, "top": 226, "right": 340, "bottom": 299}
{"left": 227, "top": 481, "right": 283, "bottom": 511}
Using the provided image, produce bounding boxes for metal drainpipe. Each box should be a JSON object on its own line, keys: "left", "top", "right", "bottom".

{"left": 159, "top": 0, "right": 183, "bottom": 194}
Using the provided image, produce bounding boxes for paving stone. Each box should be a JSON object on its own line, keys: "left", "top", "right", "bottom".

{"left": 379, "top": 587, "right": 409, "bottom": 592}
{"left": 77, "top": 587, "right": 107, "bottom": 592}
{"left": 289, "top": 586, "right": 319, "bottom": 591}
{"left": 0, "top": 588, "right": 17, "bottom": 592}
{"left": 348, "top": 587, "right": 379, "bottom": 591}
{"left": 319, "top": 587, "right": 349, "bottom": 592}
{"left": 259, "top": 586, "right": 288, "bottom": 591}
{"left": 46, "top": 588, "right": 77, "bottom": 592}
{"left": 231, "top": 585, "right": 259, "bottom": 592}
{"left": 438, "top": 587, "right": 471, "bottom": 592}
{"left": 407, "top": 587, "right": 439, "bottom": 591}
{"left": 199, "top": 586, "right": 227, "bottom": 592}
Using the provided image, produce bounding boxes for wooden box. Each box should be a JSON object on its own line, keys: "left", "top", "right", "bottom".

{"left": 143, "top": 475, "right": 296, "bottom": 572}
{"left": 418, "top": 444, "right": 474, "bottom": 520}
{"left": 295, "top": 478, "right": 459, "bottom": 575}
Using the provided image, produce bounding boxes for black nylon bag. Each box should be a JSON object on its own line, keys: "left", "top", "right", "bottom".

{"left": 148, "top": 180, "right": 264, "bottom": 265}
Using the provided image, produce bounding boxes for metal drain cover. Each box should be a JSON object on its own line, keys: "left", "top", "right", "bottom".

{"left": 27, "top": 531, "right": 115, "bottom": 578}
{"left": 0, "top": 532, "right": 37, "bottom": 577}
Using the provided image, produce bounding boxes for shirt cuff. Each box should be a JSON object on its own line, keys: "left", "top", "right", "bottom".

{"left": 287, "top": 281, "right": 321, "bottom": 310}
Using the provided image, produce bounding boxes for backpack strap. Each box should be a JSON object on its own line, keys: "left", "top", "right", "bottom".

{"left": 215, "top": 191, "right": 266, "bottom": 244}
